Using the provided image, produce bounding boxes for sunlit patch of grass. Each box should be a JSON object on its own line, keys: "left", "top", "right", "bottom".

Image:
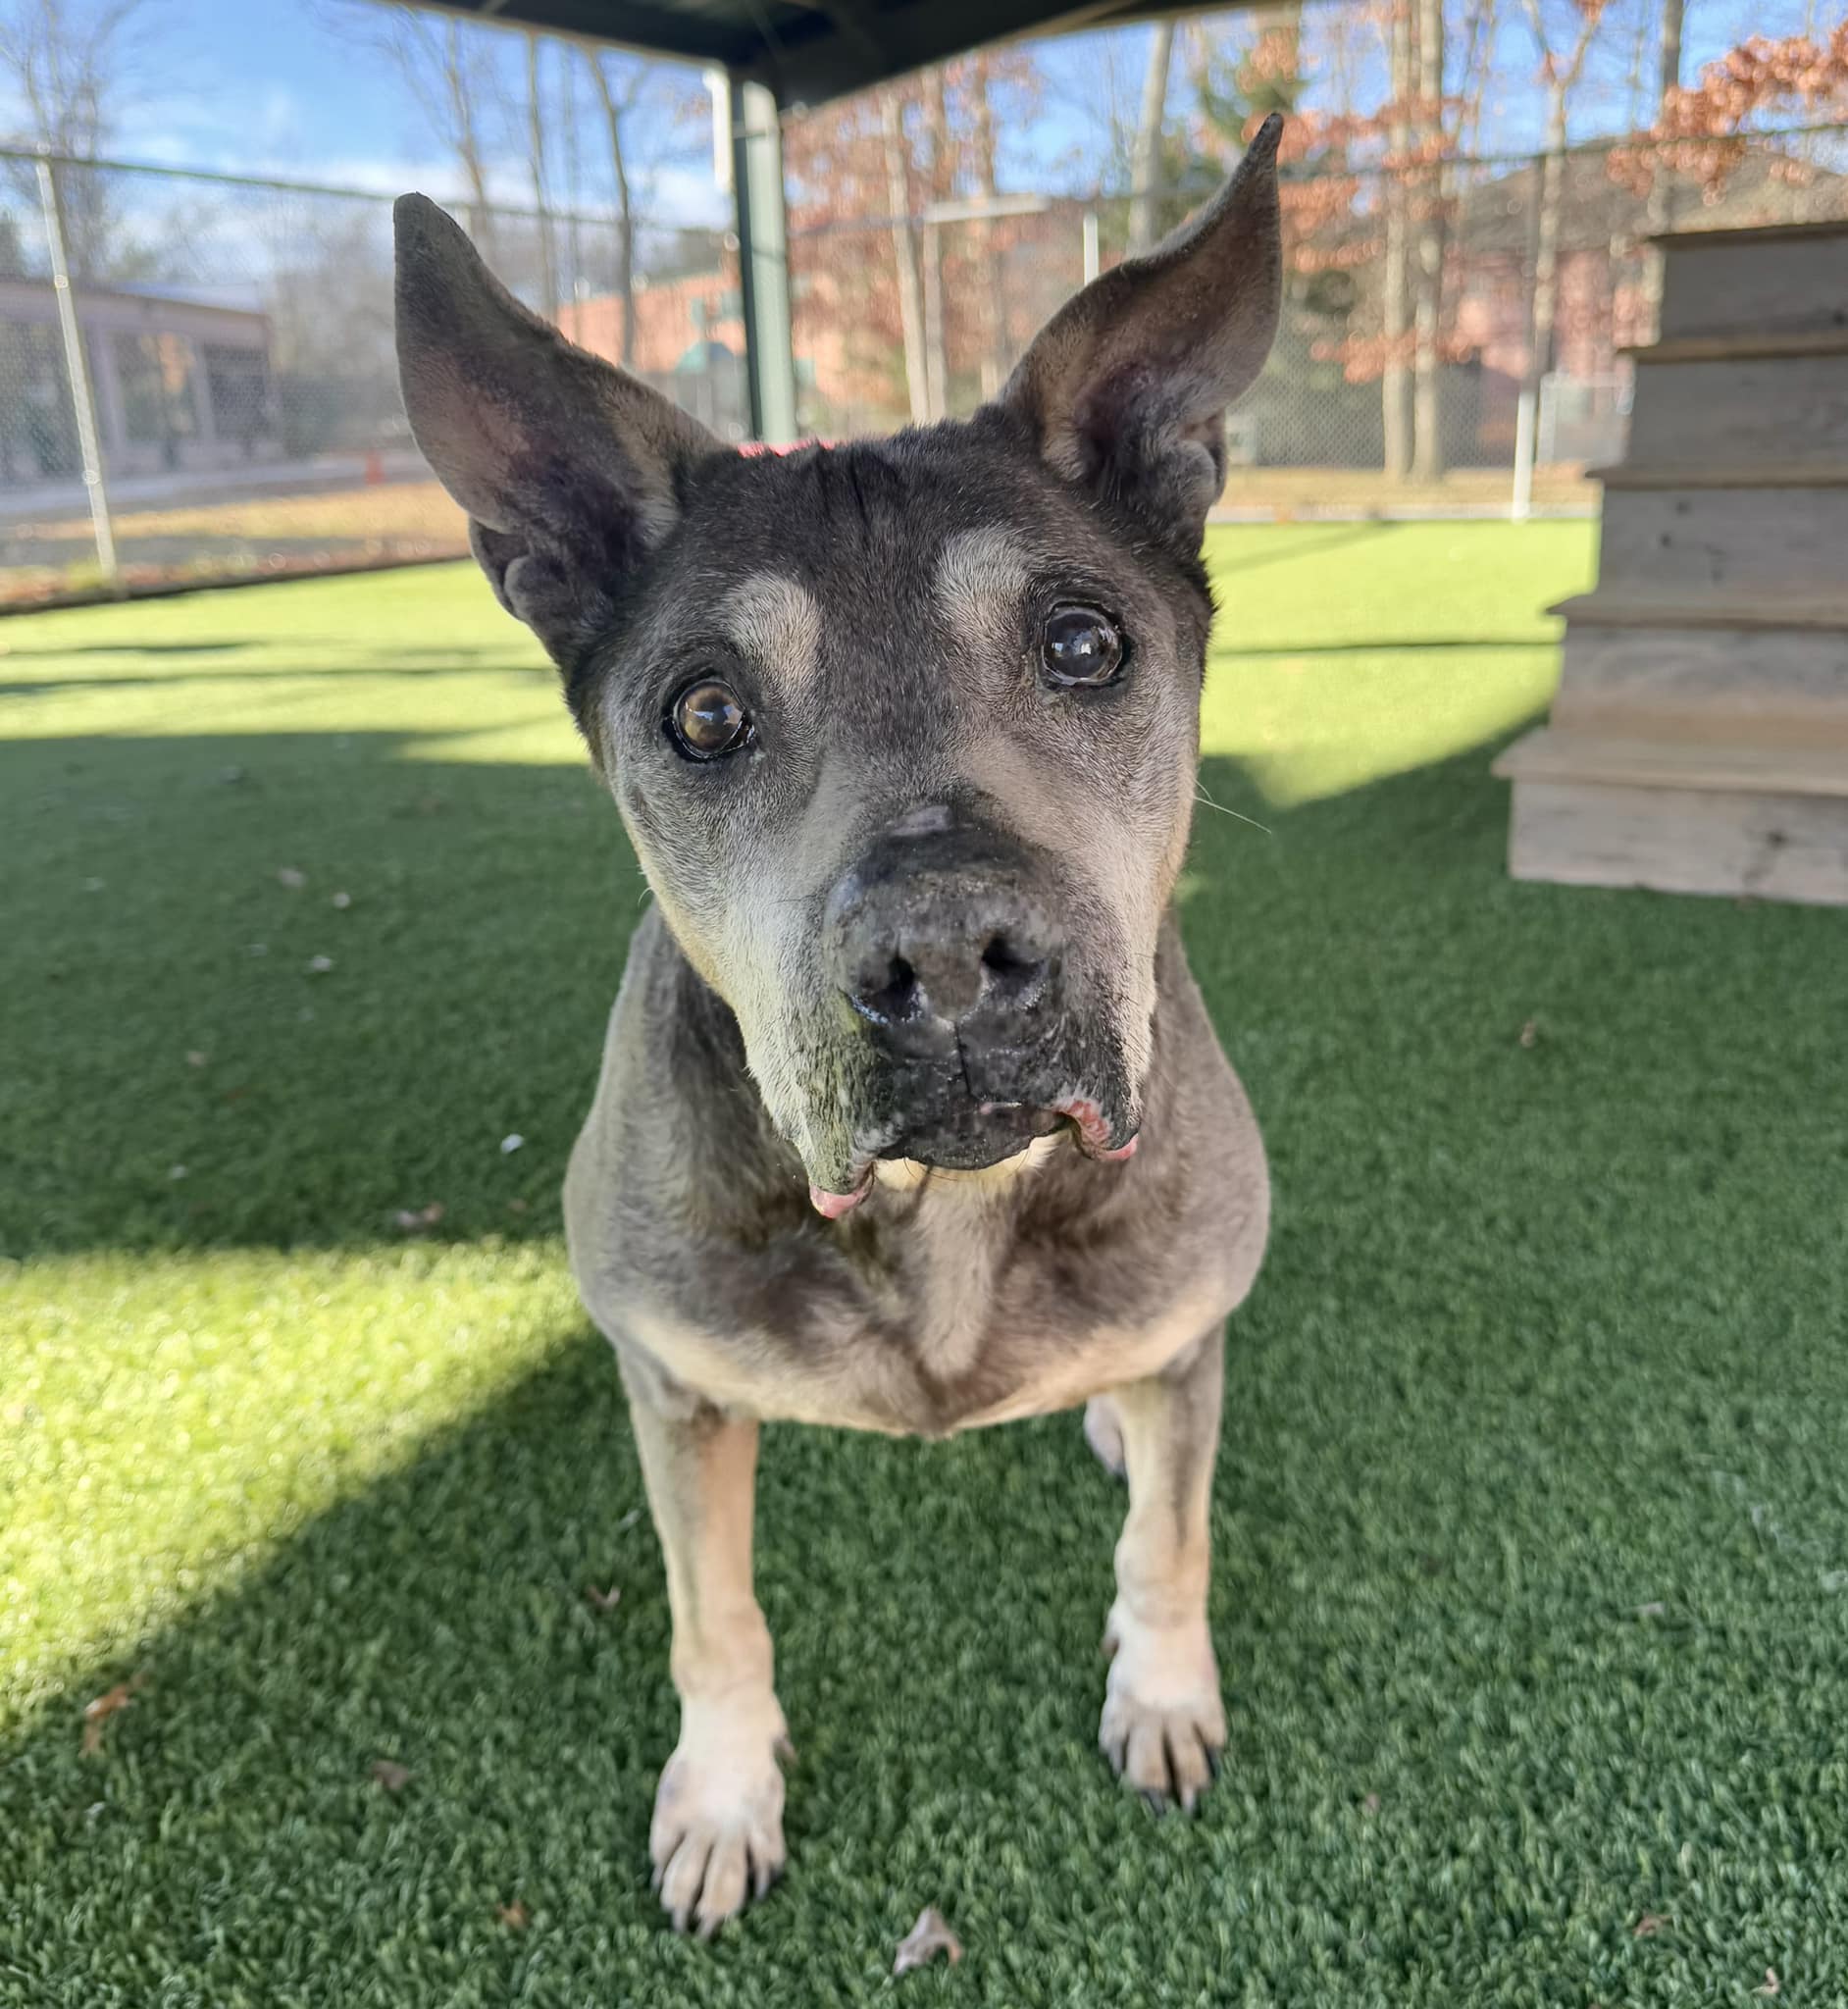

{"left": 1199, "top": 520, "right": 1595, "bottom": 804}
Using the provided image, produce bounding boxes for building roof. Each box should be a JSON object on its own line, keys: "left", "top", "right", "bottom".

{"left": 409, "top": 0, "right": 1235, "bottom": 107}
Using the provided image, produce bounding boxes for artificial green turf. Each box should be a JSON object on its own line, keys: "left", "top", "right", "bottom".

{"left": 5, "top": 525, "right": 1848, "bottom": 2006}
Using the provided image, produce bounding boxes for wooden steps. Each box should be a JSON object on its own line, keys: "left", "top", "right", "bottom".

{"left": 1619, "top": 330, "right": 1848, "bottom": 363}
{"left": 1619, "top": 349, "right": 1848, "bottom": 469}
{"left": 1495, "top": 729, "right": 1848, "bottom": 904}
{"left": 1498, "top": 219, "right": 1848, "bottom": 904}
{"left": 1550, "top": 590, "right": 1848, "bottom": 632}
{"left": 1654, "top": 220, "right": 1848, "bottom": 344}
{"left": 1599, "top": 485, "right": 1848, "bottom": 595}
{"left": 1551, "top": 621, "right": 1848, "bottom": 746}
{"left": 1595, "top": 462, "right": 1848, "bottom": 490}
{"left": 1496, "top": 728, "right": 1848, "bottom": 797}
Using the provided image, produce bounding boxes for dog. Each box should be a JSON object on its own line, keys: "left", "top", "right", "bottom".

{"left": 392, "top": 112, "right": 1280, "bottom": 1936}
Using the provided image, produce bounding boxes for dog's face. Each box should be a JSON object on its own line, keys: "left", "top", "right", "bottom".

{"left": 394, "top": 122, "right": 1281, "bottom": 1209}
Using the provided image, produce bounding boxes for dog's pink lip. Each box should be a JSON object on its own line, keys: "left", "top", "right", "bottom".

{"left": 809, "top": 1170, "right": 872, "bottom": 1218}
{"left": 1054, "top": 1095, "right": 1140, "bottom": 1162}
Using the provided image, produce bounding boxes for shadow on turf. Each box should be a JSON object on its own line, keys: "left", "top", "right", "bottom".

{"left": 0, "top": 1303, "right": 1137, "bottom": 1989}
{"left": 1, "top": 718, "right": 1535, "bottom": 1260}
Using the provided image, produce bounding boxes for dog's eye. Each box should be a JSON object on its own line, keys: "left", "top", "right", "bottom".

{"left": 667, "top": 679, "right": 752, "bottom": 760}
{"left": 1041, "top": 605, "right": 1124, "bottom": 688}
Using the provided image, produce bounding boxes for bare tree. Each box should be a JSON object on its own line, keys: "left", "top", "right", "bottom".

{"left": 330, "top": 5, "right": 499, "bottom": 253}
{"left": 880, "top": 87, "right": 931, "bottom": 425}
{"left": 1410, "top": 0, "right": 1447, "bottom": 481}
{"left": 1125, "top": 22, "right": 1175, "bottom": 252}
{"left": 1517, "top": 0, "right": 1614, "bottom": 470}
{"left": 968, "top": 54, "right": 1010, "bottom": 398}
{"left": 0, "top": 0, "right": 158, "bottom": 275}
{"left": 921, "top": 65, "right": 951, "bottom": 420}
{"left": 582, "top": 46, "right": 640, "bottom": 368}
{"left": 1382, "top": 0, "right": 1413, "bottom": 482}
{"left": 524, "top": 29, "right": 557, "bottom": 320}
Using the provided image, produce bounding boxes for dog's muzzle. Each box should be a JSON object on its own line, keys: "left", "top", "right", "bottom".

{"left": 812, "top": 815, "right": 1138, "bottom": 1206}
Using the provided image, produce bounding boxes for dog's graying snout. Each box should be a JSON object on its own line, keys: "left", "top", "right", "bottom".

{"left": 825, "top": 827, "right": 1061, "bottom": 1061}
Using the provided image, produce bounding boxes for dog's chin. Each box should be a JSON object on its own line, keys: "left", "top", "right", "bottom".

{"left": 882, "top": 1100, "right": 1065, "bottom": 1173}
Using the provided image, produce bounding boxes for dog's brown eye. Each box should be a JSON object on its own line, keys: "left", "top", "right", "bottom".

{"left": 668, "top": 679, "right": 752, "bottom": 760}
{"left": 1041, "top": 606, "right": 1124, "bottom": 687}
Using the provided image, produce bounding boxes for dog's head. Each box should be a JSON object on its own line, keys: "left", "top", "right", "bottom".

{"left": 394, "top": 119, "right": 1280, "bottom": 1212}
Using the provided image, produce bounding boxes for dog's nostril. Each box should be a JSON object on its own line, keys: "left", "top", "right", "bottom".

{"left": 979, "top": 933, "right": 1045, "bottom": 990}
{"left": 859, "top": 953, "right": 922, "bottom": 1024}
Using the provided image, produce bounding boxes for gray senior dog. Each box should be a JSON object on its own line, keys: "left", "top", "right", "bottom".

{"left": 392, "top": 113, "right": 1281, "bottom": 1936}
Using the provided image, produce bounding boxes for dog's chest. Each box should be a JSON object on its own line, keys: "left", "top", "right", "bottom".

{"left": 601, "top": 1165, "right": 1253, "bottom": 1439}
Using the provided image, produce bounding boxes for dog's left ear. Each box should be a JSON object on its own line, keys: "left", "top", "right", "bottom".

{"left": 394, "top": 193, "right": 719, "bottom": 666}
{"left": 994, "top": 114, "right": 1283, "bottom": 557}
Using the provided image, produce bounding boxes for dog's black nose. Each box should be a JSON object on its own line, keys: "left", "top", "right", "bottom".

{"left": 825, "top": 826, "right": 1060, "bottom": 1059}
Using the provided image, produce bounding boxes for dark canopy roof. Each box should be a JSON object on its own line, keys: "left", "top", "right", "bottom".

{"left": 415, "top": 1, "right": 1232, "bottom": 107}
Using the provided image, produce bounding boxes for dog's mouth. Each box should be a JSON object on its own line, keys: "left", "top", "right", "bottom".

{"left": 807, "top": 1092, "right": 1139, "bottom": 1218}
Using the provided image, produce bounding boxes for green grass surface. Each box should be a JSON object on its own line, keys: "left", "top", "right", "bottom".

{"left": 5, "top": 525, "right": 1848, "bottom": 2006}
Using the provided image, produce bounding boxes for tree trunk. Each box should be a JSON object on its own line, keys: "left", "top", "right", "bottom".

{"left": 1520, "top": 87, "right": 1569, "bottom": 473}
{"left": 1411, "top": 0, "right": 1447, "bottom": 482}
{"left": 584, "top": 50, "right": 637, "bottom": 369}
{"left": 1382, "top": 0, "right": 1413, "bottom": 483}
{"left": 1126, "top": 24, "right": 1174, "bottom": 253}
{"left": 1657, "top": 0, "right": 1684, "bottom": 107}
{"left": 921, "top": 67, "right": 950, "bottom": 420}
{"left": 526, "top": 31, "right": 558, "bottom": 322}
{"left": 881, "top": 89, "right": 931, "bottom": 426}
{"left": 971, "top": 56, "right": 1010, "bottom": 399}
{"left": 1643, "top": 0, "right": 1686, "bottom": 297}
{"left": 445, "top": 23, "right": 494, "bottom": 257}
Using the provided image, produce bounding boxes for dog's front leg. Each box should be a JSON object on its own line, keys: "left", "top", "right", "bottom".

{"left": 619, "top": 1356, "right": 789, "bottom": 1934}
{"left": 1096, "top": 1324, "right": 1228, "bottom": 1813}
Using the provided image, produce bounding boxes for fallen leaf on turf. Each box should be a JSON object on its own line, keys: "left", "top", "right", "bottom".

{"left": 585, "top": 1583, "right": 622, "bottom": 1612}
{"left": 371, "top": 1759, "right": 412, "bottom": 1792}
{"left": 185, "top": 1051, "right": 207, "bottom": 1068}
{"left": 81, "top": 1674, "right": 146, "bottom": 1754}
{"left": 1757, "top": 1972, "right": 1779, "bottom": 1997}
{"left": 277, "top": 866, "right": 307, "bottom": 889}
{"left": 1518, "top": 1019, "right": 1539, "bottom": 1048}
{"left": 507, "top": 1198, "right": 529, "bottom": 1214}
{"left": 1633, "top": 1914, "right": 1668, "bottom": 1936}
{"left": 894, "top": 1907, "right": 963, "bottom": 1976}
{"left": 1361, "top": 1792, "right": 1381, "bottom": 1815}
{"left": 496, "top": 1901, "right": 530, "bottom": 1930}
{"left": 392, "top": 1202, "right": 445, "bottom": 1232}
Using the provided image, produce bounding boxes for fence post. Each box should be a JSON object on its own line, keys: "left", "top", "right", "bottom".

{"left": 1510, "top": 386, "right": 1535, "bottom": 522}
{"left": 35, "top": 154, "right": 121, "bottom": 595}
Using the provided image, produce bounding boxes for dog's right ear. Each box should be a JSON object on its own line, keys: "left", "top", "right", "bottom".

{"left": 993, "top": 115, "right": 1283, "bottom": 559}
{"left": 394, "top": 194, "right": 718, "bottom": 666}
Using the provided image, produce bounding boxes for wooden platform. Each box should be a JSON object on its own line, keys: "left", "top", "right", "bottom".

{"left": 1499, "top": 218, "right": 1848, "bottom": 904}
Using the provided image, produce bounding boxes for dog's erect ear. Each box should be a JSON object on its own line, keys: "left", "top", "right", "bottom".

{"left": 994, "top": 114, "right": 1283, "bottom": 556}
{"left": 394, "top": 193, "right": 718, "bottom": 665}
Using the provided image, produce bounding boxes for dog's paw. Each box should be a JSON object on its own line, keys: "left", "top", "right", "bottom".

{"left": 1083, "top": 1396, "right": 1127, "bottom": 1480}
{"left": 1098, "top": 1604, "right": 1226, "bottom": 1815}
{"left": 649, "top": 1689, "right": 791, "bottom": 1936}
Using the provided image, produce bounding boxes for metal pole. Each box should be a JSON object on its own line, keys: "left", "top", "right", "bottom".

{"left": 729, "top": 77, "right": 797, "bottom": 446}
{"left": 36, "top": 154, "right": 121, "bottom": 593}
{"left": 1511, "top": 387, "right": 1535, "bottom": 522}
{"left": 1082, "top": 211, "right": 1101, "bottom": 285}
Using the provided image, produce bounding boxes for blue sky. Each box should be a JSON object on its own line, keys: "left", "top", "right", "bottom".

{"left": 5, "top": 0, "right": 1833, "bottom": 228}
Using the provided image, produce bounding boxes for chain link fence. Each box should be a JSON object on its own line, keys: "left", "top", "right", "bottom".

{"left": 787, "top": 125, "right": 1848, "bottom": 518}
{"left": 0, "top": 148, "right": 734, "bottom": 607}
{"left": 1, "top": 124, "right": 1844, "bottom": 606}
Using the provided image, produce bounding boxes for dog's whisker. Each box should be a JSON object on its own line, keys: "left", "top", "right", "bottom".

{"left": 1194, "top": 787, "right": 1271, "bottom": 835}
